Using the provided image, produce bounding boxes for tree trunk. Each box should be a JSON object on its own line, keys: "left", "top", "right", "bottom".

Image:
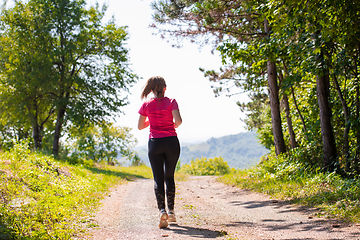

{"left": 267, "top": 61, "right": 286, "bottom": 155}
{"left": 317, "top": 71, "right": 337, "bottom": 171}
{"left": 53, "top": 91, "right": 69, "bottom": 158}
{"left": 53, "top": 106, "right": 66, "bottom": 158}
{"left": 264, "top": 19, "right": 286, "bottom": 155}
{"left": 283, "top": 93, "right": 297, "bottom": 149}
{"left": 290, "top": 86, "right": 308, "bottom": 140}
{"left": 282, "top": 60, "right": 308, "bottom": 141}
{"left": 28, "top": 105, "right": 42, "bottom": 150}
{"left": 278, "top": 70, "right": 297, "bottom": 149}
{"left": 32, "top": 122, "right": 42, "bottom": 150}
{"left": 332, "top": 74, "right": 350, "bottom": 171}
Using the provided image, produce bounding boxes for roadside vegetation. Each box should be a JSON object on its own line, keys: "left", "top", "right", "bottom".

{"left": 0, "top": 142, "right": 152, "bottom": 240}
{"left": 178, "top": 153, "right": 360, "bottom": 223}
{"left": 218, "top": 150, "right": 360, "bottom": 223}
{"left": 178, "top": 156, "right": 232, "bottom": 176}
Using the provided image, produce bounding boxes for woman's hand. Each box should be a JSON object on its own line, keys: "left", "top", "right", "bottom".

{"left": 138, "top": 115, "right": 149, "bottom": 130}
{"left": 172, "top": 109, "right": 182, "bottom": 128}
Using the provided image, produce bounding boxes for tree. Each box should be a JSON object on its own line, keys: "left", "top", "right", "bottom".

{"left": 267, "top": 0, "right": 342, "bottom": 170}
{"left": 130, "top": 153, "right": 144, "bottom": 166}
{"left": 151, "top": 0, "right": 360, "bottom": 173}
{"left": 0, "top": 1, "right": 57, "bottom": 150}
{"left": 151, "top": 0, "right": 287, "bottom": 155}
{"left": 261, "top": 0, "right": 360, "bottom": 171}
{"left": 0, "top": 0, "right": 138, "bottom": 155}
{"left": 69, "top": 122, "right": 137, "bottom": 165}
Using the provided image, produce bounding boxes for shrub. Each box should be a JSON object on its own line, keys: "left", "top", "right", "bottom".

{"left": 179, "top": 156, "right": 231, "bottom": 176}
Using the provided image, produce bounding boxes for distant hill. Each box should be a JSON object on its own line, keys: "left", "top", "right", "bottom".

{"left": 133, "top": 131, "right": 269, "bottom": 169}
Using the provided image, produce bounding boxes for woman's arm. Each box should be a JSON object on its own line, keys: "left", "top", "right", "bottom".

{"left": 172, "top": 109, "right": 182, "bottom": 128}
{"left": 138, "top": 115, "right": 149, "bottom": 130}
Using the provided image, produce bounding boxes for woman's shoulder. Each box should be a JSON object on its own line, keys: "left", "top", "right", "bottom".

{"left": 142, "top": 98, "right": 156, "bottom": 104}
{"left": 140, "top": 98, "right": 154, "bottom": 109}
{"left": 165, "top": 97, "right": 177, "bottom": 103}
{"left": 165, "top": 97, "right": 179, "bottom": 109}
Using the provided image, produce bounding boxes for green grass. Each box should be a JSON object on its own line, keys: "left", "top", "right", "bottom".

{"left": 218, "top": 153, "right": 360, "bottom": 222}
{"left": 0, "top": 142, "right": 152, "bottom": 239}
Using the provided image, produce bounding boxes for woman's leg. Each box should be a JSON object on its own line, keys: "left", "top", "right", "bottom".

{"left": 163, "top": 137, "right": 180, "bottom": 211}
{"left": 148, "top": 136, "right": 180, "bottom": 211}
{"left": 148, "top": 138, "right": 166, "bottom": 210}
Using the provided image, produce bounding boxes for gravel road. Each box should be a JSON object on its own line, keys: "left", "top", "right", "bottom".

{"left": 85, "top": 176, "right": 360, "bottom": 239}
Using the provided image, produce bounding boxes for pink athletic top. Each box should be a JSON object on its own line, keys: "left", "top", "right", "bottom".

{"left": 138, "top": 97, "right": 179, "bottom": 139}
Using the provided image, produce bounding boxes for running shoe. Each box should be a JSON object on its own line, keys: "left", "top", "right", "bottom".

{"left": 168, "top": 210, "right": 176, "bottom": 224}
{"left": 159, "top": 209, "right": 168, "bottom": 228}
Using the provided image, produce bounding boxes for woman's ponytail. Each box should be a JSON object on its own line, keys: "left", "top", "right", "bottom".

{"left": 141, "top": 76, "right": 166, "bottom": 99}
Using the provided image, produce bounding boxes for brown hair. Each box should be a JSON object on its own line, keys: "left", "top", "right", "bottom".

{"left": 141, "top": 76, "right": 167, "bottom": 99}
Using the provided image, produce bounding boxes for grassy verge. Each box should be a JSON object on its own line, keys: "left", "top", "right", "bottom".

{"left": 0, "top": 142, "right": 152, "bottom": 239}
{"left": 218, "top": 153, "right": 360, "bottom": 222}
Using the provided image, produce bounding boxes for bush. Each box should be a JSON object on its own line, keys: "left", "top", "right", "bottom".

{"left": 179, "top": 156, "right": 231, "bottom": 176}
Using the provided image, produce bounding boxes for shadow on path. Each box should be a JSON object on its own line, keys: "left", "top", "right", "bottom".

{"left": 230, "top": 198, "right": 319, "bottom": 216}
{"left": 84, "top": 166, "right": 149, "bottom": 181}
{"left": 223, "top": 219, "right": 360, "bottom": 239}
{"left": 163, "top": 224, "right": 224, "bottom": 239}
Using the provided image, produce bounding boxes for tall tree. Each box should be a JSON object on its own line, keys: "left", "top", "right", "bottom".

{"left": 265, "top": 0, "right": 339, "bottom": 170}
{"left": 0, "top": 0, "right": 138, "bottom": 155}
{"left": 316, "top": 63, "right": 337, "bottom": 171}
{"left": 0, "top": 1, "right": 56, "bottom": 150}
{"left": 151, "top": 0, "right": 287, "bottom": 154}
{"left": 263, "top": 18, "right": 286, "bottom": 154}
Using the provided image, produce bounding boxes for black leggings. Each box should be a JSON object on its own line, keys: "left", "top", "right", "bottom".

{"left": 148, "top": 136, "right": 180, "bottom": 211}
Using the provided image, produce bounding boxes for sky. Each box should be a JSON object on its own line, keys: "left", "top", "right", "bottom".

{"left": 84, "top": 0, "right": 250, "bottom": 147}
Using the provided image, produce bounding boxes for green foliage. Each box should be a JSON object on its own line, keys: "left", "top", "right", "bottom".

{"left": 150, "top": 0, "right": 360, "bottom": 174}
{"left": 0, "top": 0, "right": 138, "bottom": 153}
{"left": 0, "top": 0, "right": 56, "bottom": 150}
{"left": 129, "top": 153, "right": 145, "bottom": 167}
{"left": 179, "top": 156, "right": 232, "bottom": 176}
{"left": 0, "top": 142, "right": 151, "bottom": 239}
{"left": 219, "top": 150, "right": 360, "bottom": 222}
{"left": 67, "top": 122, "right": 137, "bottom": 165}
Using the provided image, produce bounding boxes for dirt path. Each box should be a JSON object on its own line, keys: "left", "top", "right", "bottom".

{"left": 85, "top": 176, "right": 360, "bottom": 239}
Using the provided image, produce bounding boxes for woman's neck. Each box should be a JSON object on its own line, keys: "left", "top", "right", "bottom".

{"left": 154, "top": 94, "right": 164, "bottom": 98}
{"left": 153, "top": 89, "right": 165, "bottom": 98}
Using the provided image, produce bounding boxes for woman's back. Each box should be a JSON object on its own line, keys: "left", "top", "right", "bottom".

{"left": 138, "top": 97, "right": 178, "bottom": 138}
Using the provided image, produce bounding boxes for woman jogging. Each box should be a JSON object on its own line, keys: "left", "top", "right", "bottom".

{"left": 138, "top": 76, "right": 182, "bottom": 228}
